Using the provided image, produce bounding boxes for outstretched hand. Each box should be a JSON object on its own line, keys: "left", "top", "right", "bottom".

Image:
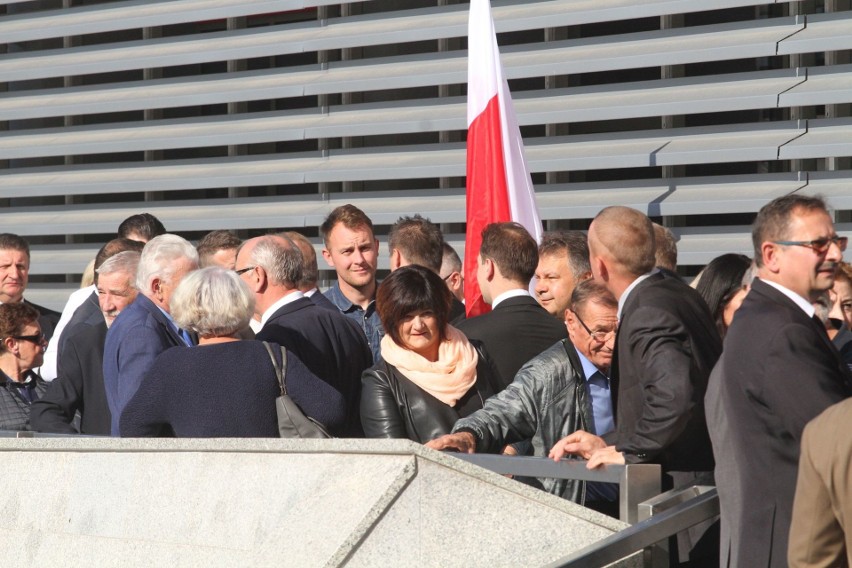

{"left": 425, "top": 431, "right": 476, "bottom": 454}
{"left": 548, "top": 430, "right": 607, "bottom": 461}
{"left": 586, "top": 445, "right": 625, "bottom": 469}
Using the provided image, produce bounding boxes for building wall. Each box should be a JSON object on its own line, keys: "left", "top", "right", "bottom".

{"left": 1, "top": 0, "right": 850, "bottom": 309}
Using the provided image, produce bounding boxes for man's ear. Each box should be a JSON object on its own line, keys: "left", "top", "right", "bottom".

{"left": 762, "top": 242, "right": 781, "bottom": 274}
{"left": 448, "top": 271, "right": 463, "bottom": 292}
{"left": 253, "top": 266, "right": 270, "bottom": 293}
{"left": 151, "top": 277, "right": 164, "bottom": 302}
{"left": 389, "top": 248, "right": 402, "bottom": 272}
{"left": 483, "top": 257, "right": 496, "bottom": 281}
{"left": 564, "top": 308, "right": 578, "bottom": 336}
{"left": 321, "top": 248, "right": 334, "bottom": 268}
{"left": 594, "top": 256, "right": 609, "bottom": 282}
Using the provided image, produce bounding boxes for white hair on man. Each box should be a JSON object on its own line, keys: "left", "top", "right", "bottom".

{"left": 136, "top": 234, "right": 199, "bottom": 292}
{"left": 96, "top": 250, "right": 140, "bottom": 282}
{"left": 247, "top": 235, "right": 303, "bottom": 288}
{"left": 171, "top": 267, "right": 254, "bottom": 337}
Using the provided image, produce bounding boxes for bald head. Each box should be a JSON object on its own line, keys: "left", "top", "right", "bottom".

{"left": 589, "top": 207, "right": 656, "bottom": 278}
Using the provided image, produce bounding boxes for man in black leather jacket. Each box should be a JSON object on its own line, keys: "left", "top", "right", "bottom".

{"left": 426, "top": 279, "right": 617, "bottom": 504}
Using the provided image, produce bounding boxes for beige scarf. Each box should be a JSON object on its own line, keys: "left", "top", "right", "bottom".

{"left": 379, "top": 325, "right": 479, "bottom": 407}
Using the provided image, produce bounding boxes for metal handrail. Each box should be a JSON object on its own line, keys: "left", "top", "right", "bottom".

{"left": 544, "top": 486, "right": 720, "bottom": 568}
{"left": 0, "top": 430, "right": 104, "bottom": 438}
{"left": 451, "top": 453, "right": 661, "bottom": 524}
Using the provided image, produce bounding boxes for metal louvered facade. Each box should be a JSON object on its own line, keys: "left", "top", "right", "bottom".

{"left": 2, "top": 0, "right": 851, "bottom": 309}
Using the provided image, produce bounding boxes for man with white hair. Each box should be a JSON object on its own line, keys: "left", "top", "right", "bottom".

{"left": 236, "top": 234, "right": 372, "bottom": 435}
{"left": 32, "top": 251, "right": 141, "bottom": 435}
{"left": 102, "top": 235, "right": 198, "bottom": 435}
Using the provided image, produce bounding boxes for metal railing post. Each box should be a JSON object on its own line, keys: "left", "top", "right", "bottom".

{"left": 620, "top": 464, "right": 662, "bottom": 524}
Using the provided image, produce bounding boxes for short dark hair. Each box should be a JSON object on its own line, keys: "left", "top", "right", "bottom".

{"left": 652, "top": 223, "right": 678, "bottom": 271}
{"left": 695, "top": 253, "right": 752, "bottom": 337}
{"left": 196, "top": 230, "right": 242, "bottom": 268}
{"left": 320, "top": 204, "right": 374, "bottom": 246}
{"left": 281, "top": 231, "right": 319, "bottom": 288}
{"left": 752, "top": 194, "right": 830, "bottom": 267}
{"left": 0, "top": 302, "right": 39, "bottom": 354}
{"left": 376, "top": 264, "right": 452, "bottom": 346}
{"left": 117, "top": 213, "right": 167, "bottom": 242}
{"left": 93, "top": 238, "right": 146, "bottom": 285}
{"left": 0, "top": 234, "right": 30, "bottom": 258}
{"left": 388, "top": 215, "right": 444, "bottom": 273}
{"left": 569, "top": 278, "right": 617, "bottom": 317}
{"left": 441, "top": 242, "right": 462, "bottom": 275}
{"left": 479, "top": 222, "right": 538, "bottom": 285}
{"left": 538, "top": 231, "right": 590, "bottom": 280}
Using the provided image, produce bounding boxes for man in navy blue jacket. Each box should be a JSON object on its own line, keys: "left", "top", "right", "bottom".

{"left": 102, "top": 234, "right": 198, "bottom": 435}
{"left": 237, "top": 235, "right": 372, "bottom": 436}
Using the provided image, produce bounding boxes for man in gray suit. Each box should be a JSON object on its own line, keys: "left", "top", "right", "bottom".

{"left": 707, "top": 194, "right": 850, "bottom": 567}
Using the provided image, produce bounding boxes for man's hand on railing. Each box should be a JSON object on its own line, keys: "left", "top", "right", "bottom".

{"left": 587, "top": 445, "right": 625, "bottom": 469}
{"left": 548, "top": 429, "right": 606, "bottom": 461}
{"left": 425, "top": 431, "right": 476, "bottom": 453}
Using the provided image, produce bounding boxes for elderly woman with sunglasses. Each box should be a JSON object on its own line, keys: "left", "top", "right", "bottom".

{"left": 0, "top": 303, "right": 48, "bottom": 430}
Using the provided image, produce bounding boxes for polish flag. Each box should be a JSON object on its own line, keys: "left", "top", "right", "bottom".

{"left": 464, "top": 0, "right": 542, "bottom": 317}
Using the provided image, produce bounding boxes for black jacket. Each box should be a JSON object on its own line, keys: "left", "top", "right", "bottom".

{"left": 456, "top": 295, "right": 567, "bottom": 393}
{"left": 707, "top": 278, "right": 850, "bottom": 567}
{"left": 31, "top": 321, "right": 111, "bottom": 435}
{"left": 256, "top": 296, "right": 373, "bottom": 436}
{"left": 603, "top": 271, "right": 720, "bottom": 476}
{"left": 360, "top": 341, "right": 495, "bottom": 443}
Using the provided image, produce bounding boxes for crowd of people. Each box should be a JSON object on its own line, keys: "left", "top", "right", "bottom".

{"left": 0, "top": 196, "right": 849, "bottom": 566}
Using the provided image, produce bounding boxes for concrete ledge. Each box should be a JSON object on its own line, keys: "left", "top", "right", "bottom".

{"left": 0, "top": 438, "right": 638, "bottom": 567}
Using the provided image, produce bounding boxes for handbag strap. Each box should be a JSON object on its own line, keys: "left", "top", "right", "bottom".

{"left": 263, "top": 341, "right": 288, "bottom": 396}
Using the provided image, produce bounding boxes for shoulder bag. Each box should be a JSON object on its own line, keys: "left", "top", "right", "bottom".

{"left": 263, "top": 342, "right": 331, "bottom": 439}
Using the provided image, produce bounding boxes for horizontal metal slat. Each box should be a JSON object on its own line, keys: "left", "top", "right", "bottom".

{"left": 777, "top": 11, "right": 852, "bottom": 55}
{"left": 0, "top": 0, "right": 800, "bottom": 45}
{"left": 0, "top": 15, "right": 804, "bottom": 120}
{"left": 778, "top": 117, "right": 852, "bottom": 159}
{"left": 3, "top": 3, "right": 813, "bottom": 83}
{"left": 0, "top": 66, "right": 816, "bottom": 160}
{"left": 0, "top": 120, "right": 809, "bottom": 198}
{"left": 0, "top": 0, "right": 361, "bottom": 44}
{"left": 780, "top": 64, "right": 852, "bottom": 106}
{"left": 0, "top": 171, "right": 810, "bottom": 238}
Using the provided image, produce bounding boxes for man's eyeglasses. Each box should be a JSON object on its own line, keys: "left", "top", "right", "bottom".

{"left": 573, "top": 312, "right": 616, "bottom": 343}
{"left": 234, "top": 266, "right": 256, "bottom": 276}
{"left": 11, "top": 333, "right": 45, "bottom": 344}
{"left": 772, "top": 235, "right": 848, "bottom": 254}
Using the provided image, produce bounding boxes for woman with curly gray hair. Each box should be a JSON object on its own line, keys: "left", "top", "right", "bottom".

{"left": 120, "top": 267, "right": 346, "bottom": 437}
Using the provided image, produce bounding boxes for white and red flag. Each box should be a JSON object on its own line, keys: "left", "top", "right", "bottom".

{"left": 464, "top": 0, "right": 542, "bottom": 317}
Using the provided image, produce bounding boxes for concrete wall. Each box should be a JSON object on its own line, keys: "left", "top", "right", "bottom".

{"left": 0, "top": 438, "right": 638, "bottom": 567}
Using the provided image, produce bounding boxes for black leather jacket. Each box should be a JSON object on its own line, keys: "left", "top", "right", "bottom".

{"left": 454, "top": 339, "right": 593, "bottom": 502}
{"left": 360, "top": 342, "right": 495, "bottom": 443}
